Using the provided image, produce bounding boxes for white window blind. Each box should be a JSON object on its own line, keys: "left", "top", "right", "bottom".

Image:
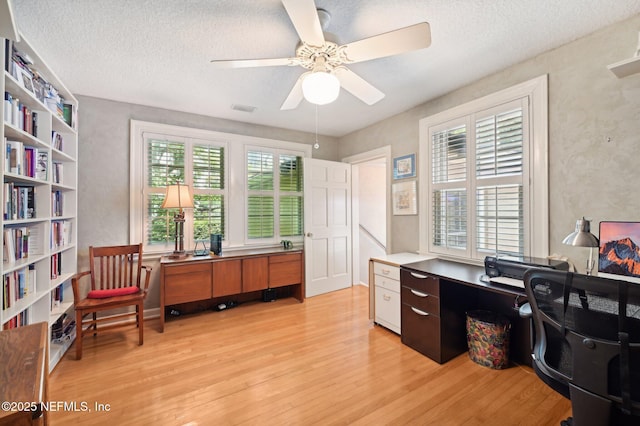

{"left": 431, "top": 124, "right": 468, "bottom": 251}
{"left": 422, "top": 88, "right": 541, "bottom": 261}
{"left": 246, "top": 150, "right": 303, "bottom": 241}
{"left": 475, "top": 108, "right": 524, "bottom": 256}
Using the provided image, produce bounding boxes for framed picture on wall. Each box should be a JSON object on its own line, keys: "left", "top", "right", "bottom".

{"left": 392, "top": 180, "right": 417, "bottom": 215}
{"left": 393, "top": 153, "right": 416, "bottom": 179}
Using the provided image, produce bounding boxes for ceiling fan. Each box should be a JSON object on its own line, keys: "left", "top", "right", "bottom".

{"left": 210, "top": 0, "right": 431, "bottom": 110}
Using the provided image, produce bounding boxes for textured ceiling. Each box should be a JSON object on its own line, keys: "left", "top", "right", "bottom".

{"left": 10, "top": 0, "right": 640, "bottom": 137}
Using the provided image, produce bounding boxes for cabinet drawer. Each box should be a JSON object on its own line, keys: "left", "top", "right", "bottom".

{"left": 269, "top": 252, "right": 302, "bottom": 264}
{"left": 401, "top": 303, "right": 442, "bottom": 362}
{"left": 269, "top": 258, "right": 302, "bottom": 288}
{"left": 375, "top": 285, "right": 400, "bottom": 332}
{"left": 164, "top": 263, "right": 212, "bottom": 305}
{"left": 373, "top": 262, "right": 400, "bottom": 281}
{"left": 400, "top": 269, "right": 439, "bottom": 296}
{"left": 374, "top": 274, "right": 400, "bottom": 293}
{"left": 401, "top": 285, "right": 440, "bottom": 316}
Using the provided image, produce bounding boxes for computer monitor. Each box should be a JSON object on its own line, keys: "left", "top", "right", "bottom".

{"left": 598, "top": 221, "right": 640, "bottom": 284}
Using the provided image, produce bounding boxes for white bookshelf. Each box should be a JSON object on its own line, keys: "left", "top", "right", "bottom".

{"left": 1, "top": 32, "right": 78, "bottom": 371}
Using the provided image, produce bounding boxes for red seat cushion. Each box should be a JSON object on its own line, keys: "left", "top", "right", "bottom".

{"left": 87, "top": 287, "right": 140, "bottom": 299}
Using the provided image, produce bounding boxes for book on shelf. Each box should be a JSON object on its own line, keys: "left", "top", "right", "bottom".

{"left": 51, "top": 131, "right": 63, "bottom": 151}
{"left": 3, "top": 226, "right": 31, "bottom": 263}
{"left": 51, "top": 220, "right": 72, "bottom": 248}
{"left": 52, "top": 162, "right": 63, "bottom": 184}
{"left": 50, "top": 252, "right": 62, "bottom": 279}
{"left": 5, "top": 139, "right": 23, "bottom": 174}
{"left": 2, "top": 310, "right": 29, "bottom": 330}
{"left": 51, "top": 190, "right": 63, "bottom": 217}
{"left": 62, "top": 103, "right": 76, "bottom": 129}
{"left": 3, "top": 183, "right": 36, "bottom": 220}
{"left": 2, "top": 265, "right": 36, "bottom": 305}
{"left": 36, "top": 150, "right": 48, "bottom": 181}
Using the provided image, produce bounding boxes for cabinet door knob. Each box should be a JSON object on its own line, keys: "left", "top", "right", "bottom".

{"left": 411, "top": 306, "right": 430, "bottom": 316}
{"left": 410, "top": 272, "right": 429, "bottom": 279}
{"left": 383, "top": 294, "right": 391, "bottom": 301}
{"left": 410, "top": 289, "right": 429, "bottom": 298}
{"left": 306, "top": 232, "right": 313, "bottom": 237}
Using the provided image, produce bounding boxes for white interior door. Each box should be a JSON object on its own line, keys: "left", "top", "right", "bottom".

{"left": 304, "top": 158, "right": 352, "bottom": 297}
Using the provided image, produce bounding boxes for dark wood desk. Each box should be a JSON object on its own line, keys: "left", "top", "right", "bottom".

{"left": 400, "top": 258, "right": 530, "bottom": 366}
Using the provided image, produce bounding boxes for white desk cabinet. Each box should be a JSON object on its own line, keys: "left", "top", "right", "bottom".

{"left": 369, "top": 253, "right": 432, "bottom": 335}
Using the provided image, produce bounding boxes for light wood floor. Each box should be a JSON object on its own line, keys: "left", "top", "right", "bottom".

{"left": 49, "top": 285, "right": 571, "bottom": 425}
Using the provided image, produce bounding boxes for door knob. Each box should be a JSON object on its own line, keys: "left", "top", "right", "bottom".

{"left": 306, "top": 232, "right": 313, "bottom": 237}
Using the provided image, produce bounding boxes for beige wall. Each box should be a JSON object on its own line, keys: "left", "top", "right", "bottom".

{"left": 77, "top": 96, "right": 339, "bottom": 307}
{"left": 338, "top": 14, "right": 640, "bottom": 268}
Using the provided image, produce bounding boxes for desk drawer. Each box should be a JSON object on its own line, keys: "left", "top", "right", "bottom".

{"left": 401, "top": 303, "right": 441, "bottom": 361}
{"left": 374, "top": 274, "right": 400, "bottom": 293}
{"left": 400, "top": 269, "right": 439, "bottom": 296}
{"left": 401, "top": 285, "right": 440, "bottom": 316}
{"left": 375, "top": 285, "right": 400, "bottom": 333}
{"left": 373, "top": 262, "right": 400, "bottom": 281}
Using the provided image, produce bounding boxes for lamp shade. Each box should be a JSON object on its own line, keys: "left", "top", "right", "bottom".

{"left": 161, "top": 184, "right": 194, "bottom": 209}
{"left": 562, "top": 217, "right": 599, "bottom": 247}
{"left": 302, "top": 71, "right": 340, "bottom": 105}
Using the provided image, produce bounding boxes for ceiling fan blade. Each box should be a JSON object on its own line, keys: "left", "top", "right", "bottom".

{"left": 280, "top": 72, "right": 308, "bottom": 110}
{"left": 281, "top": 0, "right": 325, "bottom": 47}
{"left": 334, "top": 67, "right": 385, "bottom": 105}
{"left": 340, "top": 22, "right": 431, "bottom": 63}
{"left": 210, "top": 57, "right": 296, "bottom": 69}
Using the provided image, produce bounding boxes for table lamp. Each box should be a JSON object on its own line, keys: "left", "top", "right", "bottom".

{"left": 562, "top": 217, "right": 599, "bottom": 275}
{"left": 161, "top": 184, "right": 194, "bottom": 259}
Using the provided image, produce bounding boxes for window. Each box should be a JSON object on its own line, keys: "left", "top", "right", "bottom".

{"left": 246, "top": 149, "right": 303, "bottom": 242}
{"left": 130, "top": 121, "right": 311, "bottom": 254}
{"left": 419, "top": 76, "right": 548, "bottom": 261}
{"left": 143, "top": 135, "right": 226, "bottom": 253}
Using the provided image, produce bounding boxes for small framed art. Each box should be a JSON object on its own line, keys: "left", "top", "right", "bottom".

{"left": 392, "top": 180, "right": 417, "bottom": 215}
{"left": 393, "top": 153, "right": 416, "bottom": 179}
{"left": 18, "top": 68, "right": 35, "bottom": 94}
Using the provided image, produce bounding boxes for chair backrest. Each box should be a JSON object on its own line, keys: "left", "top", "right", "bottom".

{"left": 88, "top": 244, "right": 144, "bottom": 291}
{"left": 524, "top": 268, "right": 640, "bottom": 417}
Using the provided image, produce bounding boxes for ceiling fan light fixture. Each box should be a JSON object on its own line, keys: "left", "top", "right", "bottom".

{"left": 302, "top": 71, "right": 340, "bottom": 105}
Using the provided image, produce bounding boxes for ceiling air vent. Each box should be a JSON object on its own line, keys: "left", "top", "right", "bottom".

{"left": 231, "top": 104, "right": 257, "bottom": 113}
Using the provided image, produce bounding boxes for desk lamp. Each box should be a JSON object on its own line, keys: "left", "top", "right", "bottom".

{"left": 562, "top": 217, "right": 599, "bottom": 275}
{"left": 161, "top": 184, "right": 194, "bottom": 259}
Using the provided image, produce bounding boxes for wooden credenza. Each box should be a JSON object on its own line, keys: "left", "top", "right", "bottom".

{"left": 0, "top": 322, "right": 49, "bottom": 425}
{"left": 160, "top": 248, "right": 304, "bottom": 331}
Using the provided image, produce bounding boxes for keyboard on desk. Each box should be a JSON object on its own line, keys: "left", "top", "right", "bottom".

{"left": 489, "top": 276, "right": 525, "bottom": 289}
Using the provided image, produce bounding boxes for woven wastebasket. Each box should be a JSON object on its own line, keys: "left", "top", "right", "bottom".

{"left": 466, "top": 310, "right": 511, "bottom": 369}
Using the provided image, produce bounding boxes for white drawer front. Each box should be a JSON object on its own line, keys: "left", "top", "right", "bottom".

{"left": 374, "top": 275, "right": 400, "bottom": 293}
{"left": 375, "top": 285, "right": 401, "bottom": 332}
{"left": 373, "top": 262, "right": 400, "bottom": 281}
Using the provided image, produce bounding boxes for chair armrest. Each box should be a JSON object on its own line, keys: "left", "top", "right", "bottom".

{"left": 71, "top": 270, "right": 92, "bottom": 304}
{"left": 141, "top": 265, "right": 153, "bottom": 294}
{"left": 518, "top": 302, "right": 532, "bottom": 319}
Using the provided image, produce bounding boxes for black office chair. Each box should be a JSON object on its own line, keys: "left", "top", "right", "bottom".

{"left": 522, "top": 268, "right": 640, "bottom": 426}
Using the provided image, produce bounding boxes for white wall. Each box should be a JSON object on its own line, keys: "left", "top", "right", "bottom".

{"left": 356, "top": 159, "right": 387, "bottom": 285}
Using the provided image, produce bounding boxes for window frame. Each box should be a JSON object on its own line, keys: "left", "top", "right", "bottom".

{"left": 130, "top": 120, "right": 311, "bottom": 255}
{"left": 418, "top": 75, "right": 549, "bottom": 262}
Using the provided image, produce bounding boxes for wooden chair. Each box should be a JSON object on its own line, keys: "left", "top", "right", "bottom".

{"left": 71, "top": 244, "right": 152, "bottom": 360}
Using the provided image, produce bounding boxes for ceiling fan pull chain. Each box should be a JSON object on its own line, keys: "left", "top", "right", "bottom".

{"left": 314, "top": 105, "right": 320, "bottom": 149}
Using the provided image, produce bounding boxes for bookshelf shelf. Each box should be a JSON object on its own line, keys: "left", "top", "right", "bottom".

{"left": 607, "top": 55, "right": 640, "bottom": 78}
{"left": 2, "top": 31, "right": 78, "bottom": 372}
